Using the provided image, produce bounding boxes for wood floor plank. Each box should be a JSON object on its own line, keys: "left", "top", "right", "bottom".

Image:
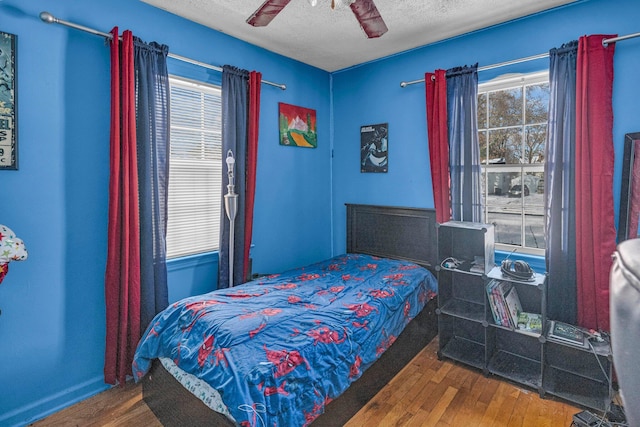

{"left": 477, "top": 381, "right": 510, "bottom": 427}
{"left": 431, "top": 361, "right": 453, "bottom": 384}
{"left": 32, "top": 338, "right": 584, "bottom": 427}
{"left": 492, "top": 383, "right": 520, "bottom": 426}
{"left": 477, "top": 375, "right": 501, "bottom": 406}
{"left": 422, "top": 385, "right": 459, "bottom": 426}
{"left": 404, "top": 407, "right": 433, "bottom": 427}
{"left": 373, "top": 376, "right": 425, "bottom": 424}
{"left": 449, "top": 373, "right": 492, "bottom": 425}
{"left": 434, "top": 382, "right": 469, "bottom": 426}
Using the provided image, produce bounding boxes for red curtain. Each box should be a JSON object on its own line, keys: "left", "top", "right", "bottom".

{"left": 104, "top": 27, "right": 141, "bottom": 385}
{"left": 243, "top": 71, "right": 261, "bottom": 281}
{"left": 425, "top": 70, "right": 451, "bottom": 224}
{"left": 575, "top": 34, "right": 617, "bottom": 332}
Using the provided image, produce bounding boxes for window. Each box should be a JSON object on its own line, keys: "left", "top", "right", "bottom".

{"left": 477, "top": 71, "right": 549, "bottom": 254}
{"left": 166, "top": 76, "right": 222, "bottom": 259}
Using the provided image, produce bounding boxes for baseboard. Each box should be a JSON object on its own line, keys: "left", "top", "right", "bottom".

{"left": 0, "top": 375, "right": 109, "bottom": 427}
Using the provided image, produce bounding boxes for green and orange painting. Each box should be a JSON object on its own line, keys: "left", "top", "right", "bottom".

{"left": 279, "top": 102, "right": 317, "bottom": 148}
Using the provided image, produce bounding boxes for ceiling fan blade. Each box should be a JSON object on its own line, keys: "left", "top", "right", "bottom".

{"left": 350, "top": 0, "right": 388, "bottom": 38}
{"left": 247, "top": 0, "right": 292, "bottom": 27}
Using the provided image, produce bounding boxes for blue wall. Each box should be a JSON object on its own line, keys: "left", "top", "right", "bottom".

{"left": 0, "top": 1, "right": 330, "bottom": 425}
{"left": 331, "top": 0, "right": 640, "bottom": 264}
{"left": 2, "top": 0, "right": 639, "bottom": 424}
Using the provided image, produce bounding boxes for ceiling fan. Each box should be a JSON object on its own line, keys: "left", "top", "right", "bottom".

{"left": 247, "top": 0, "right": 388, "bottom": 39}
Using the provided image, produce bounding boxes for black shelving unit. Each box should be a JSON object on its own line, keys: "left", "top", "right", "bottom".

{"left": 436, "top": 221, "right": 494, "bottom": 371}
{"left": 435, "top": 221, "right": 613, "bottom": 413}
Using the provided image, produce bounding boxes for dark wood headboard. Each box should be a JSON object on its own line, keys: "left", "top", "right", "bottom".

{"left": 346, "top": 204, "right": 438, "bottom": 271}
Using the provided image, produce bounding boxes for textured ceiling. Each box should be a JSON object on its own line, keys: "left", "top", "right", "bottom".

{"left": 142, "top": 0, "right": 577, "bottom": 72}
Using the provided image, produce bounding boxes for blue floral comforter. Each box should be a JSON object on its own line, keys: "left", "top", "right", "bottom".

{"left": 133, "top": 253, "right": 437, "bottom": 427}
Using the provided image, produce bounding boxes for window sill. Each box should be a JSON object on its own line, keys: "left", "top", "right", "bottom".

{"left": 495, "top": 243, "right": 544, "bottom": 257}
{"left": 167, "top": 251, "right": 218, "bottom": 272}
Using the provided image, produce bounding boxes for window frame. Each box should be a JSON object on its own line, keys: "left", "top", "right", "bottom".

{"left": 165, "top": 75, "right": 222, "bottom": 260}
{"left": 478, "top": 71, "right": 549, "bottom": 256}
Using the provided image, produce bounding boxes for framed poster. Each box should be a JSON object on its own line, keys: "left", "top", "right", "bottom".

{"left": 618, "top": 132, "right": 640, "bottom": 241}
{"left": 279, "top": 102, "right": 317, "bottom": 148}
{"left": 360, "top": 123, "right": 388, "bottom": 173}
{"left": 0, "top": 31, "right": 17, "bottom": 170}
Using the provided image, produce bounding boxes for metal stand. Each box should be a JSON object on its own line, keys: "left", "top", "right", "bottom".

{"left": 224, "top": 150, "right": 238, "bottom": 288}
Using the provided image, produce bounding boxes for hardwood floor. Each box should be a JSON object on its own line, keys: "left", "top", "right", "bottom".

{"left": 31, "top": 338, "right": 581, "bottom": 426}
{"left": 345, "top": 338, "right": 578, "bottom": 427}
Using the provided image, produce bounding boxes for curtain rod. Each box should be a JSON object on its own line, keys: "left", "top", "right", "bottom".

{"left": 602, "top": 32, "right": 640, "bottom": 46}
{"left": 400, "top": 31, "right": 640, "bottom": 88}
{"left": 39, "top": 11, "right": 287, "bottom": 91}
{"left": 400, "top": 53, "right": 549, "bottom": 87}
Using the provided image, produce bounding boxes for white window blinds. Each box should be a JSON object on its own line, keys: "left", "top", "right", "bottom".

{"left": 166, "top": 76, "right": 222, "bottom": 259}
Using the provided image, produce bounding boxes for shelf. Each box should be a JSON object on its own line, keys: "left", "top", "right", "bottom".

{"left": 545, "top": 341, "right": 610, "bottom": 383}
{"left": 489, "top": 323, "right": 542, "bottom": 339}
{"left": 487, "top": 350, "right": 542, "bottom": 390}
{"left": 486, "top": 265, "right": 547, "bottom": 288}
{"left": 438, "top": 265, "right": 485, "bottom": 276}
{"left": 440, "top": 336, "right": 485, "bottom": 369}
{"left": 439, "top": 299, "right": 484, "bottom": 322}
{"left": 544, "top": 366, "right": 611, "bottom": 412}
{"left": 546, "top": 335, "right": 612, "bottom": 357}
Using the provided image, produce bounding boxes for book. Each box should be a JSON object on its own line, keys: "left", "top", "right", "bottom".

{"left": 503, "top": 284, "right": 522, "bottom": 328}
{"left": 486, "top": 279, "right": 513, "bottom": 328}
{"left": 547, "top": 320, "right": 588, "bottom": 348}
{"left": 517, "top": 312, "right": 542, "bottom": 336}
{"left": 494, "top": 280, "right": 515, "bottom": 328}
{"left": 486, "top": 280, "right": 502, "bottom": 325}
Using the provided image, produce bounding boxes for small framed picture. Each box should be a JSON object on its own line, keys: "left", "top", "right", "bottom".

{"left": 0, "top": 30, "right": 17, "bottom": 170}
{"left": 278, "top": 102, "right": 317, "bottom": 148}
{"left": 360, "top": 123, "right": 388, "bottom": 173}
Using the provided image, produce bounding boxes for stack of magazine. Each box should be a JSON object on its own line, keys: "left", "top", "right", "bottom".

{"left": 486, "top": 279, "right": 516, "bottom": 327}
{"left": 486, "top": 279, "right": 542, "bottom": 336}
{"left": 547, "top": 320, "right": 588, "bottom": 348}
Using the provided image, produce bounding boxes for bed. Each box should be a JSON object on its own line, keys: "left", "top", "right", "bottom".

{"left": 134, "top": 204, "right": 439, "bottom": 426}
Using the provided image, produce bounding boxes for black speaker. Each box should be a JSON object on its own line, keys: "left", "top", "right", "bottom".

{"left": 500, "top": 259, "right": 534, "bottom": 281}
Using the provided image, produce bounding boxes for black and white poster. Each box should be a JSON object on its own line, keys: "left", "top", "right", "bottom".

{"left": 360, "top": 123, "right": 388, "bottom": 173}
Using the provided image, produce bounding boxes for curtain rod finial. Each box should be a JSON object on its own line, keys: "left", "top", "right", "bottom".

{"left": 39, "top": 11, "right": 56, "bottom": 24}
